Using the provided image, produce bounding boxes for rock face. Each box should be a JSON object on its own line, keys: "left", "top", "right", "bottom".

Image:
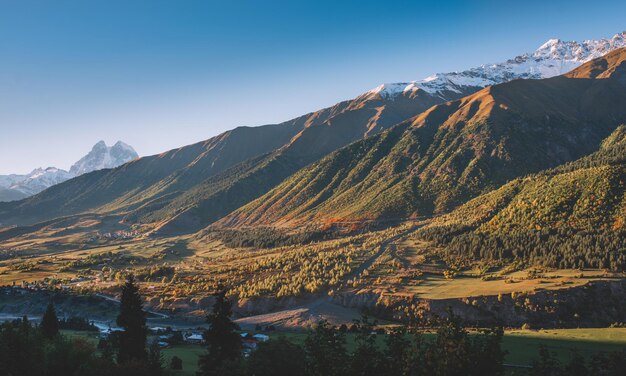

{"left": 69, "top": 141, "right": 138, "bottom": 176}
{"left": 0, "top": 141, "right": 137, "bottom": 202}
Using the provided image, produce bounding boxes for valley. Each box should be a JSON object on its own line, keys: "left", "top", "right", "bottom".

{"left": 0, "top": 30, "right": 625, "bottom": 376}
{"left": 2, "top": 214, "right": 624, "bottom": 331}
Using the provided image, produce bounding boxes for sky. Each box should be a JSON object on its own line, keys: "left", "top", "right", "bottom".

{"left": 1, "top": 0, "right": 625, "bottom": 174}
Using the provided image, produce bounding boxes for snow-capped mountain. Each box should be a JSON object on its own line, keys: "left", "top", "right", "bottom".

{"left": 8, "top": 167, "right": 75, "bottom": 197}
{"left": 69, "top": 141, "right": 138, "bottom": 175}
{"left": 369, "top": 31, "right": 626, "bottom": 99}
{"left": 0, "top": 175, "right": 25, "bottom": 190}
{"left": 0, "top": 141, "right": 138, "bottom": 202}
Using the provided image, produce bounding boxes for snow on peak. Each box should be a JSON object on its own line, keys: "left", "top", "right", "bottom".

{"left": 369, "top": 31, "right": 626, "bottom": 99}
{"left": 0, "top": 140, "right": 139, "bottom": 201}
{"left": 7, "top": 167, "right": 74, "bottom": 196}
{"left": 70, "top": 140, "right": 138, "bottom": 176}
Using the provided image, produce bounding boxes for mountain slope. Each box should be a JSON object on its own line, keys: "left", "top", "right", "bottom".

{"left": 426, "top": 125, "right": 626, "bottom": 232}
{"left": 413, "top": 125, "right": 626, "bottom": 271}
{"left": 137, "top": 91, "right": 456, "bottom": 235}
{"left": 0, "top": 68, "right": 472, "bottom": 229}
{"left": 0, "top": 187, "right": 28, "bottom": 202}
{"left": 2, "top": 33, "right": 625, "bottom": 231}
{"left": 114, "top": 32, "right": 626, "bottom": 234}
{"left": 217, "top": 47, "right": 626, "bottom": 228}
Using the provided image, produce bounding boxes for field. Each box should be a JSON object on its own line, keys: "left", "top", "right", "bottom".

{"left": 502, "top": 328, "right": 626, "bottom": 365}
{"left": 142, "top": 328, "right": 626, "bottom": 375}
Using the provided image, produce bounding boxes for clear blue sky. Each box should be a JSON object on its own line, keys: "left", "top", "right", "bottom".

{"left": 1, "top": 0, "right": 625, "bottom": 174}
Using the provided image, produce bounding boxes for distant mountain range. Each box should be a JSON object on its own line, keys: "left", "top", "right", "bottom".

{"left": 0, "top": 141, "right": 137, "bottom": 202}
{"left": 1, "top": 32, "right": 625, "bottom": 237}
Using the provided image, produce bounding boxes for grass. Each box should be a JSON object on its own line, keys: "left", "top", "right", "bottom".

{"left": 153, "top": 327, "right": 626, "bottom": 375}
{"left": 502, "top": 328, "right": 626, "bottom": 365}
{"left": 401, "top": 269, "right": 616, "bottom": 299}
{"left": 162, "top": 345, "right": 205, "bottom": 376}
{"left": 61, "top": 329, "right": 100, "bottom": 344}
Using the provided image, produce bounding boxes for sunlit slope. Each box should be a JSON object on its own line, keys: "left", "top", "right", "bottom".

{"left": 427, "top": 124, "right": 626, "bottom": 233}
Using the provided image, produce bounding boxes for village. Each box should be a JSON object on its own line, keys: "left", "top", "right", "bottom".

{"left": 100, "top": 325, "right": 272, "bottom": 356}
{"left": 1, "top": 284, "right": 274, "bottom": 361}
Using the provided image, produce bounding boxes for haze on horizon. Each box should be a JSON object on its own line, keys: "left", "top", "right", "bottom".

{"left": 1, "top": 0, "right": 625, "bottom": 174}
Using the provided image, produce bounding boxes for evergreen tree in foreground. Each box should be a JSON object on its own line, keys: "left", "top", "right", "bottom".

{"left": 41, "top": 301, "right": 59, "bottom": 339}
{"left": 304, "top": 320, "right": 348, "bottom": 376}
{"left": 116, "top": 274, "right": 148, "bottom": 364}
{"left": 197, "top": 289, "right": 242, "bottom": 376}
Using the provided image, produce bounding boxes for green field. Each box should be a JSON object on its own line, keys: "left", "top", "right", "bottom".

{"left": 502, "top": 328, "right": 626, "bottom": 365}
{"left": 148, "top": 328, "right": 626, "bottom": 375}
{"left": 162, "top": 345, "right": 205, "bottom": 376}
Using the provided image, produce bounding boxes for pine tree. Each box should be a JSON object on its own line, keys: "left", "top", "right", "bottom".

{"left": 116, "top": 274, "right": 147, "bottom": 364}
{"left": 349, "top": 314, "right": 387, "bottom": 376}
{"left": 41, "top": 301, "right": 59, "bottom": 339}
{"left": 197, "top": 289, "right": 241, "bottom": 376}
{"left": 304, "top": 320, "right": 348, "bottom": 376}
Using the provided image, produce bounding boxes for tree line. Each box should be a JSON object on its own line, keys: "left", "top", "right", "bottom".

{"left": 418, "top": 225, "right": 626, "bottom": 271}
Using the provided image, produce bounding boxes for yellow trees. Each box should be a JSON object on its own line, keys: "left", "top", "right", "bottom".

{"left": 228, "top": 233, "right": 384, "bottom": 299}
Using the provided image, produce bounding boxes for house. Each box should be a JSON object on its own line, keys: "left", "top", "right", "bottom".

{"left": 150, "top": 326, "right": 167, "bottom": 333}
{"left": 99, "top": 328, "right": 123, "bottom": 340}
{"left": 253, "top": 334, "right": 269, "bottom": 342}
{"left": 184, "top": 332, "right": 204, "bottom": 344}
{"left": 242, "top": 339, "right": 258, "bottom": 350}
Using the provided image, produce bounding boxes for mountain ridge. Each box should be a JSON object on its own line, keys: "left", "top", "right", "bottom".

{"left": 2, "top": 34, "right": 626, "bottom": 233}
{"left": 216, "top": 47, "right": 626, "bottom": 229}
{"left": 371, "top": 31, "right": 626, "bottom": 99}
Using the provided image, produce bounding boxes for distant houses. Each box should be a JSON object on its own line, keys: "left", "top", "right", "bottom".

{"left": 183, "top": 332, "right": 204, "bottom": 344}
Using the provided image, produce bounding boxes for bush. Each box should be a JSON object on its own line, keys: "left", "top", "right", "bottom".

{"left": 170, "top": 355, "right": 183, "bottom": 370}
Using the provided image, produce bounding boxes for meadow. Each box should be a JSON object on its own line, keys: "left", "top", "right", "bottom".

{"left": 148, "top": 328, "right": 626, "bottom": 375}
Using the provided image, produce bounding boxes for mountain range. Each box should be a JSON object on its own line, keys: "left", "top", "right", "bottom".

{"left": 1, "top": 32, "right": 625, "bottom": 239}
{"left": 0, "top": 141, "right": 137, "bottom": 202}
{"left": 217, "top": 47, "right": 626, "bottom": 228}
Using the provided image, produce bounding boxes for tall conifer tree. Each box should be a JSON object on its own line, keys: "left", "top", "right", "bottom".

{"left": 41, "top": 301, "right": 59, "bottom": 339}
{"left": 116, "top": 274, "right": 147, "bottom": 364}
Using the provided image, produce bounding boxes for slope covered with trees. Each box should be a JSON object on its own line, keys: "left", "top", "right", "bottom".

{"left": 416, "top": 125, "right": 626, "bottom": 270}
